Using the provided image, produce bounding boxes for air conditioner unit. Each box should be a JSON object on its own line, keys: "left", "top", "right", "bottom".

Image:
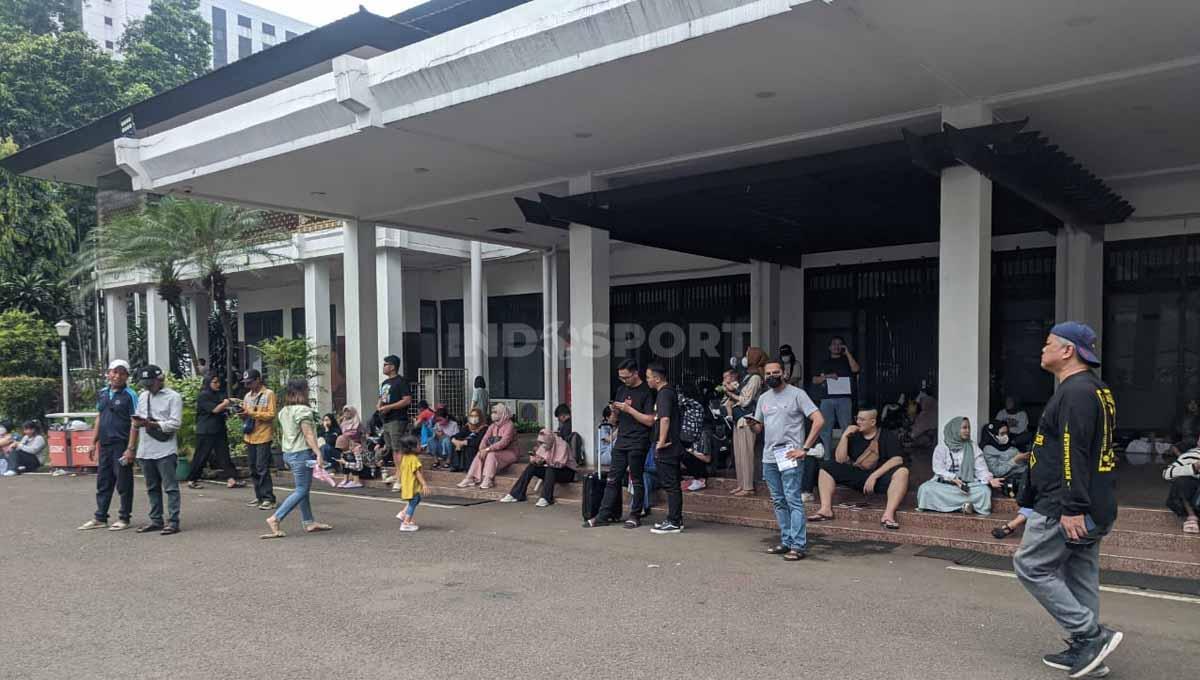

{"left": 515, "top": 400, "right": 545, "bottom": 426}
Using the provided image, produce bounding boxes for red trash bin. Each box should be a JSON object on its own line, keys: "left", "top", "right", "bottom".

{"left": 48, "top": 431, "right": 70, "bottom": 467}
{"left": 72, "top": 430, "right": 97, "bottom": 468}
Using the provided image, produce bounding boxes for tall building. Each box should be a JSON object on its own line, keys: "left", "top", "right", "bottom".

{"left": 80, "top": 0, "right": 313, "bottom": 67}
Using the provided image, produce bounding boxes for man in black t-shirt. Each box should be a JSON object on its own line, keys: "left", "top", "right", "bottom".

{"left": 815, "top": 408, "right": 910, "bottom": 530}
{"left": 646, "top": 363, "right": 683, "bottom": 534}
{"left": 377, "top": 355, "right": 413, "bottom": 458}
{"left": 1013, "top": 322, "right": 1122, "bottom": 678}
{"left": 812, "top": 336, "right": 860, "bottom": 455}
{"left": 585, "top": 359, "right": 655, "bottom": 529}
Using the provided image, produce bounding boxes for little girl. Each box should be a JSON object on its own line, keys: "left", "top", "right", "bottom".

{"left": 394, "top": 434, "right": 429, "bottom": 532}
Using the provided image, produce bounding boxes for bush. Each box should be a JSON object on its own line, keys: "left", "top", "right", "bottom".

{"left": 514, "top": 420, "right": 542, "bottom": 434}
{"left": 0, "top": 310, "right": 57, "bottom": 377}
{"left": 0, "top": 377, "right": 58, "bottom": 423}
{"left": 250, "top": 336, "right": 328, "bottom": 401}
{"left": 166, "top": 374, "right": 203, "bottom": 459}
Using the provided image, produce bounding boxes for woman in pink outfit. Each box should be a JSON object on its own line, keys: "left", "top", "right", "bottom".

{"left": 457, "top": 403, "right": 518, "bottom": 489}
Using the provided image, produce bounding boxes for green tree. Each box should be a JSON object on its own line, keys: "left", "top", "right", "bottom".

{"left": 0, "top": 309, "right": 57, "bottom": 377}
{"left": 0, "top": 0, "right": 80, "bottom": 36}
{"left": 119, "top": 0, "right": 211, "bottom": 95}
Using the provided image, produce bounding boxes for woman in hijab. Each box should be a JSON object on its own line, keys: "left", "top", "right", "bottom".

{"left": 980, "top": 420, "right": 1034, "bottom": 539}
{"left": 728, "top": 346, "right": 767, "bottom": 496}
{"left": 917, "top": 417, "right": 1001, "bottom": 514}
{"left": 457, "top": 403, "right": 518, "bottom": 489}
{"left": 187, "top": 372, "right": 243, "bottom": 489}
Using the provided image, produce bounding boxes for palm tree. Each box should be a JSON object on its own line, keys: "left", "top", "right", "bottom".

{"left": 76, "top": 200, "right": 200, "bottom": 373}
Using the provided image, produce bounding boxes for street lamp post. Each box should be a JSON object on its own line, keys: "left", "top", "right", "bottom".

{"left": 55, "top": 320, "right": 72, "bottom": 414}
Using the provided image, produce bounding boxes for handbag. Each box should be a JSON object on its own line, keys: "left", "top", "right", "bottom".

{"left": 852, "top": 435, "right": 879, "bottom": 470}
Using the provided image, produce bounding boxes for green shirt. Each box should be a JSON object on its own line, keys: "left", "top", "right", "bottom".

{"left": 277, "top": 404, "right": 316, "bottom": 454}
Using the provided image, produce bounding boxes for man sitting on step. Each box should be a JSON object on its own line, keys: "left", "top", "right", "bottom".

{"left": 812, "top": 408, "right": 910, "bottom": 531}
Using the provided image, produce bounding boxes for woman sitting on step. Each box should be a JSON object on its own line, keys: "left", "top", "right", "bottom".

{"left": 457, "top": 403, "right": 518, "bottom": 490}
{"left": 917, "top": 417, "right": 1001, "bottom": 515}
{"left": 980, "top": 420, "right": 1034, "bottom": 539}
{"left": 499, "top": 427, "right": 578, "bottom": 506}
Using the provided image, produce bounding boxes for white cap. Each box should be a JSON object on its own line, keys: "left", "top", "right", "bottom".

{"left": 108, "top": 359, "right": 131, "bottom": 372}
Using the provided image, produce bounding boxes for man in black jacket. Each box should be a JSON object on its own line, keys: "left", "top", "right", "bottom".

{"left": 1014, "top": 322, "right": 1122, "bottom": 679}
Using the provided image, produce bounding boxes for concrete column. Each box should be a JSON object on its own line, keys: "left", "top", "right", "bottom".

{"left": 376, "top": 248, "right": 405, "bottom": 366}
{"left": 554, "top": 248, "right": 570, "bottom": 408}
{"left": 281, "top": 306, "right": 294, "bottom": 339}
{"left": 343, "top": 220, "right": 380, "bottom": 416}
{"left": 568, "top": 225, "right": 610, "bottom": 467}
{"left": 542, "top": 249, "right": 557, "bottom": 429}
{"left": 750, "top": 259, "right": 781, "bottom": 352}
{"left": 466, "top": 241, "right": 485, "bottom": 389}
{"left": 146, "top": 287, "right": 170, "bottom": 370}
{"left": 304, "top": 260, "right": 333, "bottom": 413}
{"left": 938, "top": 102, "right": 993, "bottom": 431}
{"left": 187, "top": 296, "right": 210, "bottom": 372}
{"left": 104, "top": 290, "right": 129, "bottom": 363}
{"left": 1055, "top": 224, "right": 1104, "bottom": 359}
{"left": 133, "top": 290, "right": 142, "bottom": 327}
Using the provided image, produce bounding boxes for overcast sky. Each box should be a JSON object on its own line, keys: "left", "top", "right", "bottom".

{"left": 248, "top": 1, "right": 427, "bottom": 28}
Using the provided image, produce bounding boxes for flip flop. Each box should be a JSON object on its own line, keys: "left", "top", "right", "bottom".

{"left": 783, "top": 550, "right": 806, "bottom": 561}
{"left": 259, "top": 530, "right": 287, "bottom": 539}
{"left": 809, "top": 513, "right": 834, "bottom": 522}
{"left": 304, "top": 523, "right": 333, "bottom": 533}
{"left": 880, "top": 519, "right": 900, "bottom": 530}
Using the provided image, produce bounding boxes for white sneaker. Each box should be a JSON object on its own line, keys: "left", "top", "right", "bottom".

{"left": 535, "top": 498, "right": 550, "bottom": 508}
{"left": 108, "top": 520, "right": 130, "bottom": 531}
{"left": 962, "top": 502, "right": 976, "bottom": 515}
{"left": 383, "top": 474, "right": 397, "bottom": 484}
{"left": 800, "top": 492, "right": 815, "bottom": 503}
{"left": 51, "top": 469, "right": 68, "bottom": 476}
{"left": 77, "top": 519, "right": 107, "bottom": 530}
{"left": 2, "top": 470, "right": 16, "bottom": 477}
{"left": 499, "top": 494, "right": 519, "bottom": 503}
{"left": 391, "top": 482, "right": 401, "bottom": 492}
{"left": 686, "top": 479, "right": 706, "bottom": 492}
{"left": 399, "top": 523, "right": 420, "bottom": 532}
{"left": 395, "top": 510, "right": 406, "bottom": 520}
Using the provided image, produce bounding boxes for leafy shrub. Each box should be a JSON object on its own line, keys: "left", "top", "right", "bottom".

{"left": 0, "top": 377, "right": 58, "bottom": 423}
{"left": 0, "top": 310, "right": 57, "bottom": 377}
{"left": 166, "top": 374, "right": 203, "bottom": 459}
{"left": 251, "top": 336, "right": 328, "bottom": 400}
{"left": 514, "top": 420, "right": 542, "bottom": 434}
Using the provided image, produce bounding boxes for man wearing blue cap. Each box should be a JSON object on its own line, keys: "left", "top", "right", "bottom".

{"left": 1014, "top": 322, "right": 1121, "bottom": 678}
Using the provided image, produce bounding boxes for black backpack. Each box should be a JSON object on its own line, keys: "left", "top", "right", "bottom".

{"left": 678, "top": 393, "right": 704, "bottom": 444}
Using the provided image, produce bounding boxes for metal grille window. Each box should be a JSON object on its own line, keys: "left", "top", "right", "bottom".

{"left": 488, "top": 293, "right": 544, "bottom": 400}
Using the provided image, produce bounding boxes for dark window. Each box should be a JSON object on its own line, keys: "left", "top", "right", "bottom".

{"left": 237, "top": 14, "right": 251, "bottom": 28}
{"left": 290, "top": 308, "right": 305, "bottom": 338}
{"left": 242, "top": 310, "right": 284, "bottom": 373}
{"left": 440, "top": 299, "right": 464, "bottom": 369}
{"left": 262, "top": 23, "right": 275, "bottom": 36}
{"left": 487, "top": 294, "right": 544, "bottom": 400}
{"left": 105, "top": 40, "right": 114, "bottom": 49}
{"left": 285, "top": 30, "right": 298, "bottom": 40}
{"left": 237, "top": 36, "right": 251, "bottom": 59}
{"left": 104, "top": 16, "right": 113, "bottom": 25}
{"left": 211, "top": 6, "right": 227, "bottom": 67}
{"left": 419, "top": 301, "right": 439, "bottom": 372}
{"left": 991, "top": 249, "right": 1056, "bottom": 414}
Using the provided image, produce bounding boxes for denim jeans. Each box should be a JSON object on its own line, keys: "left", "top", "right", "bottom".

{"left": 274, "top": 451, "right": 315, "bottom": 525}
{"left": 819, "top": 397, "right": 853, "bottom": 455}
{"left": 429, "top": 436, "right": 453, "bottom": 463}
{"left": 763, "top": 461, "right": 807, "bottom": 551}
{"left": 404, "top": 493, "right": 422, "bottom": 521}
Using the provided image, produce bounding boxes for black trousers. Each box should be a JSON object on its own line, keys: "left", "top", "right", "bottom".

{"left": 246, "top": 442, "right": 275, "bottom": 503}
{"left": 508, "top": 464, "right": 576, "bottom": 503}
{"left": 5, "top": 449, "right": 41, "bottom": 474}
{"left": 597, "top": 444, "right": 647, "bottom": 522}
{"left": 189, "top": 433, "right": 238, "bottom": 482}
{"left": 681, "top": 451, "right": 708, "bottom": 479}
{"left": 94, "top": 443, "right": 133, "bottom": 523}
{"left": 656, "top": 446, "right": 683, "bottom": 525}
{"left": 799, "top": 456, "right": 819, "bottom": 493}
{"left": 1167, "top": 476, "right": 1200, "bottom": 518}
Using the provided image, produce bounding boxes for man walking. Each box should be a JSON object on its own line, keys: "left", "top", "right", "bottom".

{"left": 129, "top": 365, "right": 183, "bottom": 535}
{"left": 646, "top": 363, "right": 683, "bottom": 534}
{"left": 751, "top": 360, "right": 824, "bottom": 560}
{"left": 240, "top": 369, "right": 277, "bottom": 510}
{"left": 378, "top": 354, "right": 413, "bottom": 451}
{"left": 1014, "top": 322, "right": 1121, "bottom": 678}
{"left": 812, "top": 336, "right": 859, "bottom": 457}
{"left": 77, "top": 359, "right": 138, "bottom": 532}
{"left": 585, "top": 359, "right": 655, "bottom": 529}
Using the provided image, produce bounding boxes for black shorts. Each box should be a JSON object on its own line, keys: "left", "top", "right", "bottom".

{"left": 820, "top": 459, "right": 905, "bottom": 494}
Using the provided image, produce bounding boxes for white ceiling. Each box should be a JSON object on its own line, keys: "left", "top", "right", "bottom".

{"left": 131, "top": 0, "right": 1200, "bottom": 247}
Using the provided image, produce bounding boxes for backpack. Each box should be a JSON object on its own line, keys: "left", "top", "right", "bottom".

{"left": 678, "top": 393, "right": 704, "bottom": 444}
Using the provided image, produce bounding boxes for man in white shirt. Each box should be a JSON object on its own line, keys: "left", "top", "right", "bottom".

{"left": 128, "top": 365, "right": 184, "bottom": 535}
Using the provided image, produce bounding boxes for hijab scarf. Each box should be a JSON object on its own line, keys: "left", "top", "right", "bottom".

{"left": 943, "top": 416, "right": 977, "bottom": 483}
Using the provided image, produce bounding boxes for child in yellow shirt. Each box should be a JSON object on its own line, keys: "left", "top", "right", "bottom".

{"left": 395, "top": 434, "right": 428, "bottom": 532}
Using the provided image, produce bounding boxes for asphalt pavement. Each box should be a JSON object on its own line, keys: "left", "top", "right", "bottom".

{"left": 1, "top": 475, "right": 1195, "bottom": 680}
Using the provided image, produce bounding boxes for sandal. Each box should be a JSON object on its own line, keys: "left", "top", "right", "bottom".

{"left": 1183, "top": 518, "right": 1199, "bottom": 535}
{"left": 261, "top": 517, "right": 286, "bottom": 539}
{"left": 880, "top": 519, "right": 900, "bottom": 531}
{"left": 783, "top": 550, "right": 806, "bottom": 561}
{"left": 809, "top": 513, "right": 834, "bottom": 522}
{"left": 187, "top": 481, "right": 204, "bottom": 489}
{"left": 160, "top": 525, "right": 180, "bottom": 536}
{"left": 992, "top": 524, "right": 1016, "bottom": 540}
{"left": 304, "top": 523, "right": 334, "bottom": 533}
{"left": 766, "top": 544, "right": 788, "bottom": 555}
{"left": 135, "top": 524, "right": 164, "bottom": 534}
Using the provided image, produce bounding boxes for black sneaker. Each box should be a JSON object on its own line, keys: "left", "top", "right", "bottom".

{"left": 650, "top": 521, "right": 682, "bottom": 534}
{"left": 1044, "top": 640, "right": 1111, "bottom": 678}
{"left": 623, "top": 518, "right": 641, "bottom": 529}
{"left": 246, "top": 498, "right": 263, "bottom": 507}
{"left": 1069, "top": 626, "right": 1122, "bottom": 679}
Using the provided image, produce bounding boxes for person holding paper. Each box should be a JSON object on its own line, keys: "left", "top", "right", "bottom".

{"left": 750, "top": 360, "right": 825, "bottom": 561}
{"left": 812, "top": 336, "right": 860, "bottom": 459}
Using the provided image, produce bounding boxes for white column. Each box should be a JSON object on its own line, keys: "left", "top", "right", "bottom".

{"left": 1055, "top": 223, "right": 1104, "bottom": 359}
{"left": 938, "top": 102, "right": 993, "bottom": 431}
{"left": 146, "top": 287, "right": 170, "bottom": 369}
{"left": 104, "top": 290, "right": 129, "bottom": 363}
{"left": 466, "top": 241, "right": 485, "bottom": 388}
{"left": 376, "top": 248, "right": 405, "bottom": 367}
{"left": 281, "top": 306, "right": 294, "bottom": 339}
{"left": 187, "top": 296, "right": 210, "bottom": 372}
{"left": 554, "top": 249, "right": 569, "bottom": 409}
{"left": 304, "top": 260, "right": 333, "bottom": 413}
{"left": 750, "top": 259, "right": 780, "bottom": 351}
{"left": 569, "top": 225, "right": 610, "bottom": 467}
{"left": 542, "top": 249, "right": 556, "bottom": 429}
{"left": 343, "top": 220, "right": 380, "bottom": 415}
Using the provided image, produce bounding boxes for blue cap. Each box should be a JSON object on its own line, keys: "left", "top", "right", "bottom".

{"left": 1050, "top": 321, "right": 1100, "bottom": 367}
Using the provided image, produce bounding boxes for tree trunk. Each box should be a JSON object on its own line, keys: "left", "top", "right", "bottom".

{"left": 207, "top": 271, "right": 237, "bottom": 390}
{"left": 158, "top": 283, "right": 200, "bottom": 375}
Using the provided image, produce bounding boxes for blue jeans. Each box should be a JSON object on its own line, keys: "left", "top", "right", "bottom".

{"left": 819, "top": 397, "right": 853, "bottom": 454}
{"left": 274, "top": 451, "right": 315, "bottom": 524}
{"left": 763, "top": 461, "right": 807, "bottom": 551}
{"left": 404, "top": 493, "right": 422, "bottom": 521}
{"left": 633, "top": 444, "right": 657, "bottom": 513}
{"left": 429, "top": 436, "right": 452, "bottom": 463}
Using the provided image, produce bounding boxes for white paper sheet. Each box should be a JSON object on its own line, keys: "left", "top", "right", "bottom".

{"left": 827, "top": 376, "right": 852, "bottom": 396}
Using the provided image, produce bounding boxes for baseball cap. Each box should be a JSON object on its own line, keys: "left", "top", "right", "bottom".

{"left": 383, "top": 354, "right": 401, "bottom": 369}
{"left": 108, "top": 359, "right": 130, "bottom": 372}
{"left": 241, "top": 368, "right": 262, "bottom": 384}
{"left": 1050, "top": 321, "right": 1101, "bottom": 367}
{"left": 136, "top": 364, "right": 164, "bottom": 383}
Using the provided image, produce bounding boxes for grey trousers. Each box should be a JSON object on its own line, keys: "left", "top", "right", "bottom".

{"left": 141, "top": 455, "right": 181, "bottom": 528}
{"left": 1014, "top": 511, "right": 1100, "bottom": 638}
